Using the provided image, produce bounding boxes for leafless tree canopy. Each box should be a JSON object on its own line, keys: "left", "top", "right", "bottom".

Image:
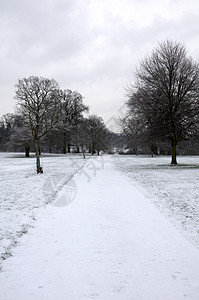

{"left": 125, "top": 40, "right": 199, "bottom": 164}
{"left": 15, "top": 76, "right": 60, "bottom": 172}
{"left": 15, "top": 76, "right": 60, "bottom": 138}
{"left": 10, "top": 76, "right": 111, "bottom": 172}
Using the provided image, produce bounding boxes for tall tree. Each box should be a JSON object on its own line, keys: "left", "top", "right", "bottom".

{"left": 69, "top": 91, "right": 89, "bottom": 152}
{"left": 2, "top": 113, "right": 33, "bottom": 156}
{"left": 75, "top": 118, "right": 90, "bottom": 158}
{"left": 122, "top": 113, "right": 148, "bottom": 154}
{"left": 58, "top": 89, "right": 89, "bottom": 153}
{"left": 15, "top": 76, "right": 60, "bottom": 173}
{"left": 58, "top": 89, "right": 75, "bottom": 154}
{"left": 0, "top": 113, "right": 24, "bottom": 151}
{"left": 7, "top": 126, "right": 33, "bottom": 156}
{"left": 0, "top": 120, "right": 7, "bottom": 150}
{"left": 126, "top": 40, "right": 199, "bottom": 164}
{"left": 86, "top": 115, "right": 109, "bottom": 155}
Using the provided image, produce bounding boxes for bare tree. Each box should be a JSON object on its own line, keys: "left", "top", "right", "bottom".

{"left": 15, "top": 76, "right": 60, "bottom": 173}
{"left": 57, "top": 89, "right": 75, "bottom": 154}
{"left": 58, "top": 89, "right": 89, "bottom": 153}
{"left": 68, "top": 91, "right": 89, "bottom": 152}
{"left": 86, "top": 115, "right": 110, "bottom": 155}
{"left": 75, "top": 118, "right": 90, "bottom": 158}
{"left": 0, "top": 113, "right": 26, "bottom": 152}
{"left": 7, "top": 126, "right": 33, "bottom": 156}
{"left": 126, "top": 40, "right": 199, "bottom": 164}
{"left": 0, "top": 119, "right": 8, "bottom": 151}
{"left": 122, "top": 112, "right": 147, "bottom": 154}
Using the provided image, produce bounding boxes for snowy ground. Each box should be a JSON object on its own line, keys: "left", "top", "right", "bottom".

{"left": 0, "top": 152, "right": 87, "bottom": 263}
{"left": 0, "top": 153, "right": 199, "bottom": 299}
{"left": 113, "top": 155, "right": 199, "bottom": 249}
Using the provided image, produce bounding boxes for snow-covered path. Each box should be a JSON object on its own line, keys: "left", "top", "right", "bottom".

{"left": 0, "top": 157, "right": 199, "bottom": 300}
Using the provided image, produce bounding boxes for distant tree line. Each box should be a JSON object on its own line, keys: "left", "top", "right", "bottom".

{"left": 122, "top": 40, "right": 199, "bottom": 164}
{"left": 0, "top": 76, "right": 120, "bottom": 173}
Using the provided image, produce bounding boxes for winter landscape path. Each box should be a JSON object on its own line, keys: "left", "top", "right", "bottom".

{"left": 0, "top": 157, "right": 199, "bottom": 300}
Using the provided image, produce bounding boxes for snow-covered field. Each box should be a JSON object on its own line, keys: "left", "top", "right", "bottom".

{"left": 1, "top": 152, "right": 199, "bottom": 263}
{"left": 1, "top": 153, "right": 199, "bottom": 267}
{"left": 0, "top": 152, "right": 86, "bottom": 264}
{"left": 0, "top": 153, "right": 199, "bottom": 299}
{"left": 113, "top": 155, "right": 199, "bottom": 249}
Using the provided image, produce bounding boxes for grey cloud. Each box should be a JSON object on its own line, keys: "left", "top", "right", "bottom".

{"left": 0, "top": 0, "right": 91, "bottom": 62}
{"left": 1, "top": 0, "right": 199, "bottom": 119}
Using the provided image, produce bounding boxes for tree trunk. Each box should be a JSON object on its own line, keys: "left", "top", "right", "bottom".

{"left": 81, "top": 145, "right": 86, "bottom": 159}
{"left": 62, "top": 131, "right": 67, "bottom": 154}
{"left": 91, "top": 142, "right": 95, "bottom": 155}
{"left": 34, "top": 139, "right": 43, "bottom": 173}
{"left": 25, "top": 144, "right": 30, "bottom": 157}
{"left": 67, "top": 143, "right": 71, "bottom": 153}
{"left": 171, "top": 141, "right": 177, "bottom": 165}
{"left": 63, "top": 146, "right": 66, "bottom": 154}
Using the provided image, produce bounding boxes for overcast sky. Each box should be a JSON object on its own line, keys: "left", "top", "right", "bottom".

{"left": 0, "top": 0, "right": 199, "bottom": 129}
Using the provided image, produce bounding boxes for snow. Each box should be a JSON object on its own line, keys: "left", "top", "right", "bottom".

{"left": 0, "top": 152, "right": 86, "bottom": 261}
{"left": 113, "top": 155, "right": 199, "bottom": 249}
{"left": 0, "top": 153, "right": 199, "bottom": 299}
